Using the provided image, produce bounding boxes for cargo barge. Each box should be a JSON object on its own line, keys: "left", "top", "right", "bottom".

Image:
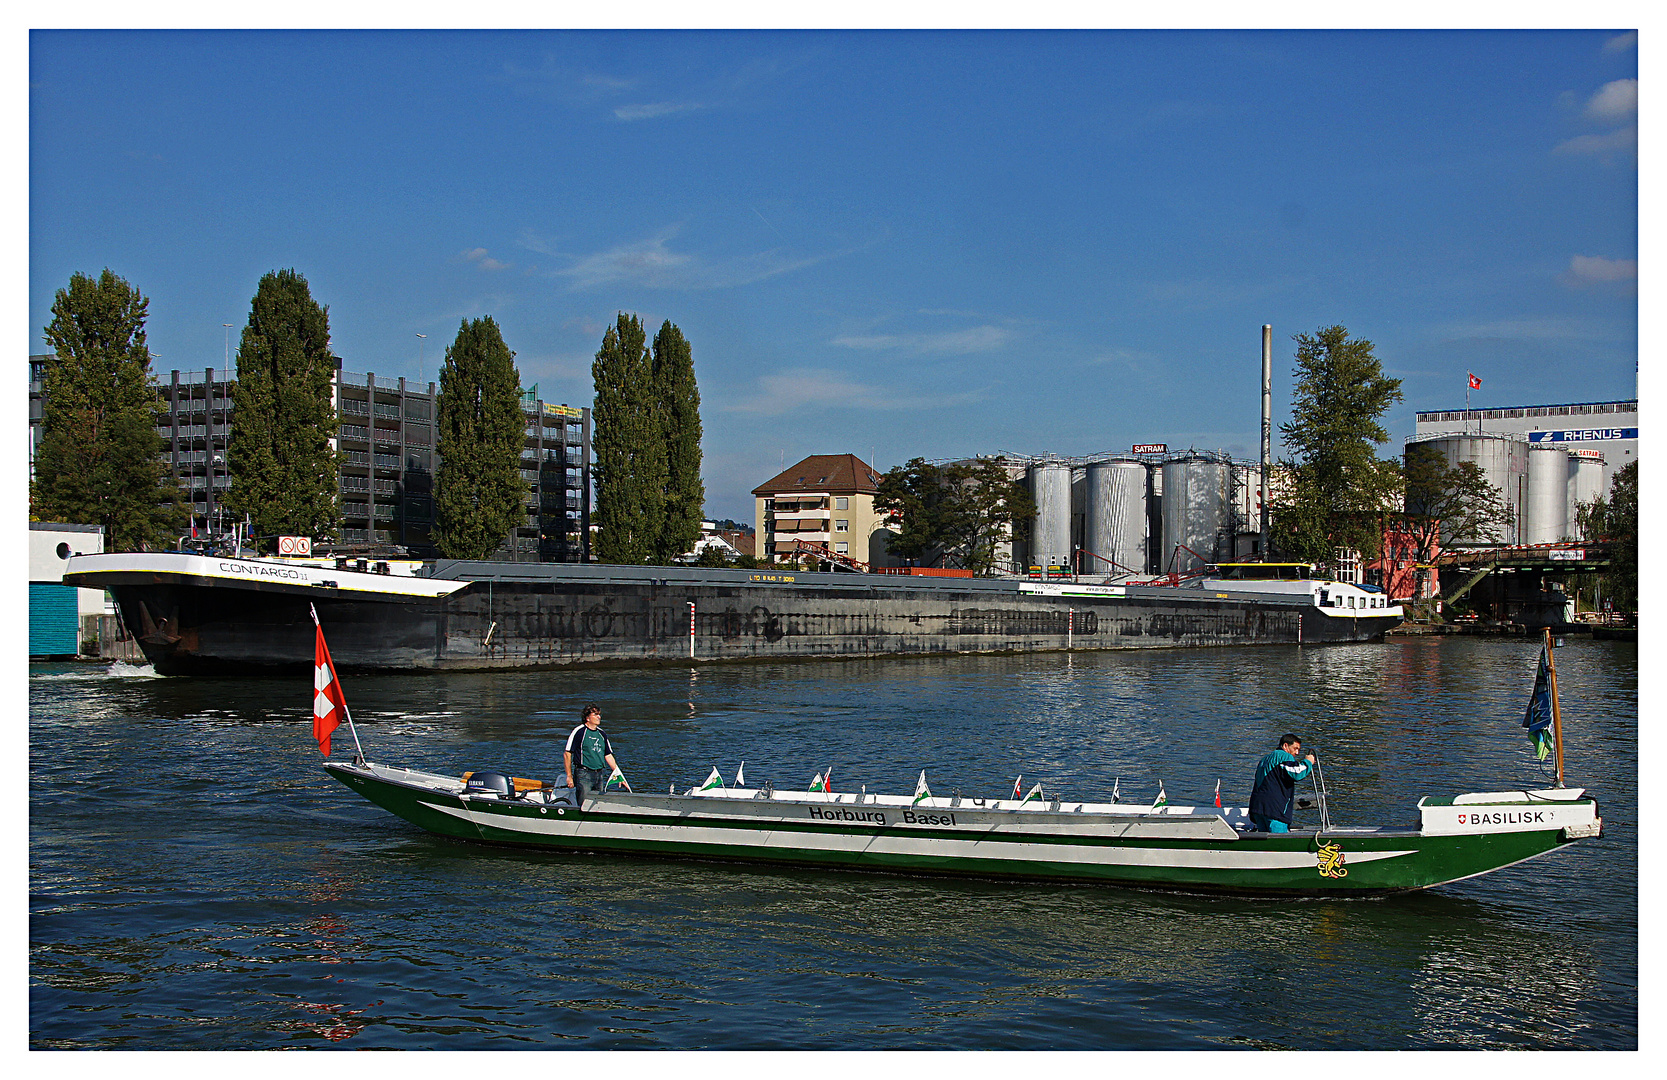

{"left": 63, "top": 553, "right": 1402, "bottom": 676}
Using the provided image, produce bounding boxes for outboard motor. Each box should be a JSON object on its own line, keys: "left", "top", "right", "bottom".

{"left": 465, "top": 771, "right": 515, "bottom": 798}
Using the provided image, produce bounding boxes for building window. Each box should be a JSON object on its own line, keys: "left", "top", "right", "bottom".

{"left": 835, "top": 520, "right": 848, "bottom": 532}
{"left": 835, "top": 497, "right": 848, "bottom": 510}
{"left": 835, "top": 542, "right": 848, "bottom": 554}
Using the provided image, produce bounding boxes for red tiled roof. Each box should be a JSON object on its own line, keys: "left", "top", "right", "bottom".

{"left": 751, "top": 454, "right": 881, "bottom": 496}
{"left": 719, "top": 530, "right": 755, "bottom": 557}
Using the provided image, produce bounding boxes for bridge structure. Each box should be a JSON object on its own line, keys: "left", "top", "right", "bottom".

{"left": 1432, "top": 542, "right": 1613, "bottom": 626}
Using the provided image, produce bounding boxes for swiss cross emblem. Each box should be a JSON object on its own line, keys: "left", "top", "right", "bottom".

{"left": 314, "top": 663, "right": 337, "bottom": 721}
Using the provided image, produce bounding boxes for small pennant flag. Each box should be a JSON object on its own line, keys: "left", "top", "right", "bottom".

{"left": 809, "top": 772, "right": 826, "bottom": 792}
{"left": 1011, "top": 775, "right": 1023, "bottom": 800}
{"left": 312, "top": 616, "right": 347, "bottom": 757}
{"left": 734, "top": 761, "right": 746, "bottom": 787}
{"left": 1154, "top": 782, "right": 1168, "bottom": 808}
{"left": 1468, "top": 372, "right": 1482, "bottom": 390}
{"left": 1523, "top": 641, "right": 1556, "bottom": 761}
{"left": 699, "top": 767, "right": 723, "bottom": 792}
{"left": 913, "top": 771, "right": 931, "bottom": 805}
{"left": 606, "top": 766, "right": 630, "bottom": 791}
{"left": 1021, "top": 782, "right": 1044, "bottom": 806}
{"left": 1112, "top": 777, "right": 1120, "bottom": 804}
{"left": 824, "top": 766, "right": 834, "bottom": 794}
{"left": 1214, "top": 779, "right": 1222, "bottom": 808}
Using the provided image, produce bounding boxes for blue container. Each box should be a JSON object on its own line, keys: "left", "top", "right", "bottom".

{"left": 30, "top": 583, "right": 80, "bottom": 658}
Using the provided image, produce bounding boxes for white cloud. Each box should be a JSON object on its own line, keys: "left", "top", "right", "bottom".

{"left": 1602, "top": 32, "right": 1637, "bottom": 54}
{"left": 831, "top": 325, "right": 1012, "bottom": 356}
{"left": 614, "top": 101, "right": 704, "bottom": 121}
{"left": 463, "top": 248, "right": 510, "bottom": 271}
{"left": 555, "top": 229, "right": 830, "bottom": 291}
{"left": 1554, "top": 124, "right": 1638, "bottom": 155}
{"left": 1583, "top": 79, "right": 1637, "bottom": 123}
{"left": 725, "top": 370, "right": 983, "bottom": 416}
{"left": 1562, "top": 255, "right": 1638, "bottom": 293}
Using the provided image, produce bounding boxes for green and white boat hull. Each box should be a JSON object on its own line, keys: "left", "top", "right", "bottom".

{"left": 324, "top": 762, "right": 1601, "bottom": 897}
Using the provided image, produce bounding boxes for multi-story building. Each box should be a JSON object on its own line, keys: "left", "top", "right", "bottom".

{"left": 29, "top": 355, "right": 592, "bottom": 561}
{"left": 752, "top": 454, "right": 894, "bottom": 566}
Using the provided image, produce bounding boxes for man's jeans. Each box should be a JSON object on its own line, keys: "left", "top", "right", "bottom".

{"left": 575, "top": 766, "right": 611, "bottom": 806}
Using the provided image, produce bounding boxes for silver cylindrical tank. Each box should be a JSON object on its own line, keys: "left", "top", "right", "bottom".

{"left": 1027, "top": 462, "right": 1073, "bottom": 568}
{"left": 1567, "top": 450, "right": 1606, "bottom": 538}
{"left": 1414, "top": 435, "right": 1528, "bottom": 545}
{"left": 1084, "top": 462, "right": 1148, "bottom": 574}
{"left": 1524, "top": 444, "right": 1570, "bottom": 544}
{"left": 1160, "top": 458, "right": 1231, "bottom": 573}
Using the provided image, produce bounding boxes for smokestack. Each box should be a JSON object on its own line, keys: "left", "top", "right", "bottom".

{"left": 1260, "top": 324, "right": 1272, "bottom": 558}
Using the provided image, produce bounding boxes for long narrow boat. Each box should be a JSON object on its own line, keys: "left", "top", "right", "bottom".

{"left": 314, "top": 617, "right": 1599, "bottom": 897}
{"left": 321, "top": 762, "right": 1599, "bottom": 897}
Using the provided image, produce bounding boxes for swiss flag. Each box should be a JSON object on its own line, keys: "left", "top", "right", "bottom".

{"left": 313, "top": 618, "right": 348, "bottom": 757}
{"left": 1468, "top": 372, "right": 1482, "bottom": 390}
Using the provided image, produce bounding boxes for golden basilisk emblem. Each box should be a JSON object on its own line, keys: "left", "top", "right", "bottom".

{"left": 1316, "top": 841, "right": 1348, "bottom": 879}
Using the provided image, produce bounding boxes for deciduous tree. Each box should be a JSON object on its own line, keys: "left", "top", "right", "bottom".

{"left": 1396, "top": 441, "right": 1512, "bottom": 598}
{"left": 875, "top": 457, "right": 1035, "bottom": 575}
{"left": 591, "top": 314, "right": 666, "bottom": 564}
{"left": 31, "top": 268, "right": 183, "bottom": 550}
{"left": 653, "top": 320, "right": 704, "bottom": 563}
{"left": 434, "top": 316, "right": 526, "bottom": 559}
{"left": 223, "top": 269, "right": 340, "bottom": 548}
{"left": 1271, "top": 325, "right": 1404, "bottom": 565}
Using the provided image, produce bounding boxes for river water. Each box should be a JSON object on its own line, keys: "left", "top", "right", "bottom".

{"left": 29, "top": 636, "right": 1636, "bottom": 1049}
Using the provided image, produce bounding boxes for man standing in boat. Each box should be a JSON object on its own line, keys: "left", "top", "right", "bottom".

{"left": 565, "top": 705, "right": 626, "bottom": 806}
{"left": 1248, "top": 734, "right": 1316, "bottom": 833}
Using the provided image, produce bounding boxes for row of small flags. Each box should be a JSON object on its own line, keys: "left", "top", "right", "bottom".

{"left": 688, "top": 762, "right": 1225, "bottom": 808}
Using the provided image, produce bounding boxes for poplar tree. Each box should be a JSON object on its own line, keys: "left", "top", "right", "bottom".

{"left": 433, "top": 316, "right": 526, "bottom": 559}
{"left": 223, "top": 269, "right": 340, "bottom": 547}
{"left": 653, "top": 320, "right": 704, "bottom": 563}
{"left": 31, "top": 268, "right": 183, "bottom": 550}
{"left": 591, "top": 313, "right": 666, "bottom": 564}
{"left": 1271, "top": 325, "right": 1404, "bottom": 565}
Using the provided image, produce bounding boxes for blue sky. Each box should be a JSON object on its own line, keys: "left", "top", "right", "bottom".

{"left": 29, "top": 29, "right": 1638, "bottom": 523}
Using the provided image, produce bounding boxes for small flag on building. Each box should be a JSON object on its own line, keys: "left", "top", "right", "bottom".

{"left": 1468, "top": 372, "right": 1482, "bottom": 390}
{"left": 1021, "top": 782, "right": 1044, "bottom": 806}
{"left": 1214, "top": 779, "right": 1222, "bottom": 808}
{"left": 1154, "top": 782, "right": 1168, "bottom": 808}
{"left": 913, "top": 771, "right": 931, "bottom": 805}
{"left": 699, "top": 767, "right": 723, "bottom": 791}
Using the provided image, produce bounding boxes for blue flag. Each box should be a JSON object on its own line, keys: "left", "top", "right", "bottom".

{"left": 1523, "top": 643, "right": 1554, "bottom": 761}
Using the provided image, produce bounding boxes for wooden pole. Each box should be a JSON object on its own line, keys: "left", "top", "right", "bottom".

{"left": 1545, "top": 627, "right": 1565, "bottom": 787}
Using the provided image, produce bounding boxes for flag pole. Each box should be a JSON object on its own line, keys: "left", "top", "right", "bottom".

{"left": 311, "top": 603, "right": 366, "bottom": 765}
{"left": 1545, "top": 628, "right": 1564, "bottom": 787}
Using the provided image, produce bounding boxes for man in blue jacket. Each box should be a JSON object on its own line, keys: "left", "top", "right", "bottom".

{"left": 1248, "top": 734, "right": 1315, "bottom": 832}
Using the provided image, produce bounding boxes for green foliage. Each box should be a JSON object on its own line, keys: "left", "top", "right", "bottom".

{"left": 223, "top": 269, "right": 340, "bottom": 549}
{"left": 1271, "top": 325, "right": 1404, "bottom": 564}
{"left": 1400, "top": 442, "right": 1513, "bottom": 561}
{"left": 875, "top": 457, "right": 1036, "bottom": 576}
{"left": 1600, "top": 460, "right": 1637, "bottom": 612}
{"left": 653, "top": 320, "right": 704, "bottom": 563}
{"left": 592, "top": 314, "right": 668, "bottom": 564}
{"left": 31, "top": 268, "right": 183, "bottom": 550}
{"left": 433, "top": 317, "right": 526, "bottom": 559}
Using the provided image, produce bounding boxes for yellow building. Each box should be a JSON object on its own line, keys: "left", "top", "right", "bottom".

{"left": 752, "top": 454, "right": 896, "bottom": 567}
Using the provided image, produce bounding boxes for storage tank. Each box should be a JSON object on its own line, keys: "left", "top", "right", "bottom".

{"left": 1567, "top": 450, "right": 1605, "bottom": 538}
{"left": 1084, "top": 461, "right": 1148, "bottom": 574}
{"left": 1027, "top": 462, "right": 1073, "bottom": 568}
{"left": 1160, "top": 458, "right": 1232, "bottom": 573}
{"left": 1524, "top": 444, "right": 1570, "bottom": 544}
{"left": 1413, "top": 434, "right": 1528, "bottom": 545}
